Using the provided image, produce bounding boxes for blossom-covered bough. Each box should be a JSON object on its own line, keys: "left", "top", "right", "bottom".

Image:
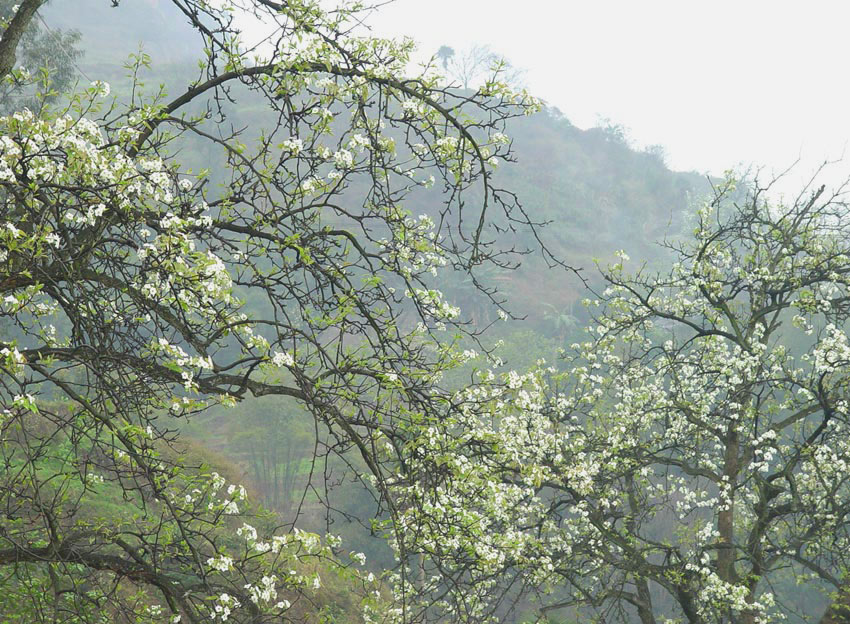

{"left": 391, "top": 175, "right": 850, "bottom": 623}
{"left": 0, "top": 0, "right": 543, "bottom": 621}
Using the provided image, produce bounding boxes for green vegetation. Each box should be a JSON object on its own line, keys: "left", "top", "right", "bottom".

{"left": 4, "top": 2, "right": 849, "bottom": 623}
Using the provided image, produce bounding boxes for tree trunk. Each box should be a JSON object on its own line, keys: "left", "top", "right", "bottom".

{"left": 0, "top": 0, "right": 46, "bottom": 79}
{"left": 718, "top": 425, "right": 739, "bottom": 583}
{"left": 635, "top": 576, "right": 656, "bottom": 624}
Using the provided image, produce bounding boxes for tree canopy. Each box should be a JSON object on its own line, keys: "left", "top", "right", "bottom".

{"left": 0, "top": 0, "right": 541, "bottom": 621}
{"left": 391, "top": 175, "right": 850, "bottom": 622}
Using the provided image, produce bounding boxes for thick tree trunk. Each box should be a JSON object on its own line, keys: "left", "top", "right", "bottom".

{"left": 718, "top": 426, "right": 740, "bottom": 583}
{"left": 0, "top": 0, "right": 46, "bottom": 79}
{"left": 635, "top": 577, "right": 656, "bottom": 624}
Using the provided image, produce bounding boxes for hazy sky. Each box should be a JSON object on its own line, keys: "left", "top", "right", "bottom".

{"left": 365, "top": 0, "right": 850, "bottom": 190}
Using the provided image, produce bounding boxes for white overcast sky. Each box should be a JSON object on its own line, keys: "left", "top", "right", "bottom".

{"left": 361, "top": 0, "right": 850, "bottom": 190}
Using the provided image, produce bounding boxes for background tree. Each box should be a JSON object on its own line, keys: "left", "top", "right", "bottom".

{"left": 231, "top": 403, "right": 314, "bottom": 517}
{"left": 388, "top": 174, "right": 850, "bottom": 623}
{"left": 438, "top": 43, "right": 525, "bottom": 90}
{"left": 0, "top": 0, "right": 80, "bottom": 112}
{"left": 436, "top": 45, "right": 454, "bottom": 70}
{"left": 0, "top": 0, "right": 542, "bottom": 621}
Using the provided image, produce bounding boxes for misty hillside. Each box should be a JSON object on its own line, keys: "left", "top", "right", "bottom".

{"left": 488, "top": 110, "right": 709, "bottom": 317}
{"left": 43, "top": 0, "right": 710, "bottom": 323}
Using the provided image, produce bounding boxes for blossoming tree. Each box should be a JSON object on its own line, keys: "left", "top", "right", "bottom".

{"left": 389, "top": 176, "right": 850, "bottom": 623}
{"left": 0, "top": 0, "right": 541, "bottom": 621}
